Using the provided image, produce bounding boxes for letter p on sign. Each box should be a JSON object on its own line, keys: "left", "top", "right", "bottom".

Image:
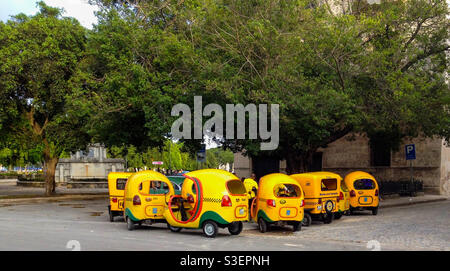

{"left": 405, "top": 144, "right": 416, "bottom": 160}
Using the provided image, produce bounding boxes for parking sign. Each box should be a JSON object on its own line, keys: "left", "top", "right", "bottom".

{"left": 405, "top": 144, "right": 416, "bottom": 160}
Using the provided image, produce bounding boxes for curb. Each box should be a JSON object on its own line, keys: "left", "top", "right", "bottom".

{"left": 379, "top": 197, "right": 447, "bottom": 209}
{"left": 0, "top": 194, "right": 108, "bottom": 205}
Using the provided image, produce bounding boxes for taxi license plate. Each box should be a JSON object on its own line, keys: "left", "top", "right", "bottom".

{"left": 239, "top": 208, "right": 245, "bottom": 215}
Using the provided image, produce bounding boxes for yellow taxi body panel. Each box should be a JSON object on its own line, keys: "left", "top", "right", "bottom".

{"left": 338, "top": 183, "right": 350, "bottom": 213}
{"left": 108, "top": 172, "right": 133, "bottom": 212}
{"left": 344, "top": 171, "right": 379, "bottom": 208}
{"left": 163, "top": 169, "right": 248, "bottom": 229}
{"left": 251, "top": 173, "right": 304, "bottom": 223}
{"left": 290, "top": 172, "right": 342, "bottom": 215}
{"left": 124, "top": 170, "right": 175, "bottom": 222}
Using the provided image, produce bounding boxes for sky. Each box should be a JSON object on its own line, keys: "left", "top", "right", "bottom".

{"left": 0, "top": 0, "right": 99, "bottom": 29}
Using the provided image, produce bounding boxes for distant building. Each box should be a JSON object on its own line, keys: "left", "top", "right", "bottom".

{"left": 55, "top": 144, "right": 125, "bottom": 183}
{"left": 234, "top": 134, "right": 450, "bottom": 195}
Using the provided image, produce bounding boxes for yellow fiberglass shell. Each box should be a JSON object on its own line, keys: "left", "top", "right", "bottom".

{"left": 251, "top": 173, "right": 304, "bottom": 223}
{"left": 107, "top": 172, "right": 133, "bottom": 212}
{"left": 344, "top": 171, "right": 379, "bottom": 208}
{"left": 290, "top": 172, "right": 342, "bottom": 215}
{"left": 123, "top": 170, "right": 175, "bottom": 222}
{"left": 338, "top": 182, "right": 350, "bottom": 213}
{"left": 163, "top": 169, "right": 249, "bottom": 229}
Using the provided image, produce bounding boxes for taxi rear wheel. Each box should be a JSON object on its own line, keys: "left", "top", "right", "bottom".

{"left": 323, "top": 213, "right": 334, "bottom": 224}
{"left": 228, "top": 221, "right": 243, "bottom": 235}
{"left": 258, "top": 217, "right": 268, "bottom": 233}
{"left": 372, "top": 207, "right": 378, "bottom": 215}
{"left": 126, "top": 216, "right": 135, "bottom": 231}
{"left": 334, "top": 212, "right": 343, "bottom": 220}
{"left": 202, "top": 221, "right": 218, "bottom": 238}
{"left": 292, "top": 221, "right": 301, "bottom": 232}
{"left": 108, "top": 206, "right": 114, "bottom": 222}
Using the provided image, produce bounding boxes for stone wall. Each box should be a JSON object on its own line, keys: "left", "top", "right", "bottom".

{"left": 55, "top": 159, "right": 125, "bottom": 183}
{"left": 441, "top": 140, "right": 450, "bottom": 196}
{"left": 321, "top": 135, "right": 443, "bottom": 194}
{"left": 233, "top": 134, "right": 448, "bottom": 194}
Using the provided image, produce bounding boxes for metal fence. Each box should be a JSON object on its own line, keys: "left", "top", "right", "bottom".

{"left": 378, "top": 178, "right": 424, "bottom": 197}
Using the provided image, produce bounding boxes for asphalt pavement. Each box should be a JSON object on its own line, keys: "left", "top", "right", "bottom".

{"left": 0, "top": 197, "right": 448, "bottom": 251}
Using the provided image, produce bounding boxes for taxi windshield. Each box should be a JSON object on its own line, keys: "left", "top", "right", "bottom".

{"left": 274, "top": 183, "right": 300, "bottom": 198}
{"left": 354, "top": 179, "right": 376, "bottom": 190}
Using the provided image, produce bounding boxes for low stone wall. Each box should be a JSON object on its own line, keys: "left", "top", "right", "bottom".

{"left": 16, "top": 181, "right": 65, "bottom": 188}
{"left": 16, "top": 176, "right": 108, "bottom": 189}
{"left": 66, "top": 182, "right": 108, "bottom": 189}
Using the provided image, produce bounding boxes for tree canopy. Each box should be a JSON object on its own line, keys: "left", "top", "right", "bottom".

{"left": 0, "top": 2, "right": 90, "bottom": 194}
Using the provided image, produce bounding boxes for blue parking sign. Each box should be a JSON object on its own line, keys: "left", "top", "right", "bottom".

{"left": 405, "top": 144, "right": 416, "bottom": 160}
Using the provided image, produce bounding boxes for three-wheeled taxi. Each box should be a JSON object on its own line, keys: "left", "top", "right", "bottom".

{"left": 163, "top": 169, "right": 248, "bottom": 238}
{"left": 107, "top": 172, "right": 133, "bottom": 222}
{"left": 335, "top": 180, "right": 350, "bottom": 219}
{"left": 290, "top": 172, "right": 342, "bottom": 225}
{"left": 250, "top": 173, "right": 304, "bottom": 233}
{"left": 123, "top": 170, "right": 176, "bottom": 230}
{"left": 344, "top": 171, "right": 379, "bottom": 215}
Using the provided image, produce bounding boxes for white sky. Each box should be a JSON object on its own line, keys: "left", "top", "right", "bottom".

{"left": 0, "top": 0, "right": 99, "bottom": 29}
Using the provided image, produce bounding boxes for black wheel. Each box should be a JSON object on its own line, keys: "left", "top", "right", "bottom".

{"left": 349, "top": 207, "right": 355, "bottom": 215}
{"left": 202, "top": 220, "right": 219, "bottom": 238}
{"left": 372, "top": 207, "right": 378, "bottom": 216}
{"left": 108, "top": 206, "right": 114, "bottom": 222}
{"left": 167, "top": 223, "right": 182, "bottom": 232}
{"left": 292, "top": 221, "right": 301, "bottom": 232}
{"left": 126, "top": 216, "right": 135, "bottom": 231}
{"left": 258, "top": 217, "right": 268, "bottom": 233}
{"left": 323, "top": 212, "right": 334, "bottom": 224}
{"left": 228, "top": 221, "right": 243, "bottom": 235}
{"left": 334, "top": 212, "right": 343, "bottom": 220}
{"left": 302, "top": 213, "right": 312, "bottom": 227}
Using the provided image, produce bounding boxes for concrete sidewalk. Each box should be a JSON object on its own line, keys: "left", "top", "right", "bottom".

{"left": 0, "top": 178, "right": 108, "bottom": 204}
{"left": 379, "top": 194, "right": 447, "bottom": 208}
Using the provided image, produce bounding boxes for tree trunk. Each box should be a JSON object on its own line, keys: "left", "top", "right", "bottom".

{"left": 285, "top": 151, "right": 314, "bottom": 175}
{"left": 44, "top": 157, "right": 58, "bottom": 196}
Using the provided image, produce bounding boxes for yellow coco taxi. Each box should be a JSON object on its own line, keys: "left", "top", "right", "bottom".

{"left": 290, "top": 172, "right": 342, "bottom": 226}
{"left": 344, "top": 171, "right": 379, "bottom": 215}
{"left": 107, "top": 172, "right": 133, "bottom": 222}
{"left": 123, "top": 170, "right": 176, "bottom": 230}
{"left": 335, "top": 180, "right": 350, "bottom": 219}
{"left": 163, "top": 169, "right": 248, "bottom": 238}
{"left": 250, "top": 173, "right": 304, "bottom": 233}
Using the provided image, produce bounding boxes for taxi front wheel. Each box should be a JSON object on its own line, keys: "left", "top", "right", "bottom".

{"left": 302, "top": 213, "right": 312, "bottom": 227}
{"left": 228, "top": 221, "right": 243, "bottom": 235}
{"left": 167, "top": 223, "right": 182, "bottom": 232}
{"left": 203, "top": 221, "right": 219, "bottom": 238}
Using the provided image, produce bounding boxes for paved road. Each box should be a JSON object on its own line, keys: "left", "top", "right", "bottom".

{"left": 0, "top": 198, "right": 448, "bottom": 251}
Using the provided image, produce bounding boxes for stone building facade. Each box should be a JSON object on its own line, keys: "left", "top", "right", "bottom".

{"left": 55, "top": 144, "right": 125, "bottom": 183}
{"left": 234, "top": 135, "right": 450, "bottom": 195}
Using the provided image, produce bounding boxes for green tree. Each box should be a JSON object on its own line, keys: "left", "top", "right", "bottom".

{"left": 0, "top": 2, "right": 90, "bottom": 195}
{"left": 75, "top": 2, "right": 200, "bottom": 154}
{"left": 190, "top": 0, "right": 449, "bottom": 172}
